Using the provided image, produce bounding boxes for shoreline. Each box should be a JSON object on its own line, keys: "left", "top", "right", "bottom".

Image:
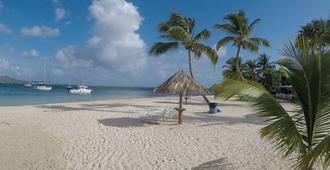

{"left": 0, "top": 94, "right": 167, "bottom": 107}
{"left": 0, "top": 95, "right": 296, "bottom": 169}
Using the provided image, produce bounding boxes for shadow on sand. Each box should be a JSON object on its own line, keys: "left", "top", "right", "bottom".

{"left": 192, "top": 158, "right": 233, "bottom": 170}
{"left": 97, "top": 117, "right": 146, "bottom": 128}
{"left": 37, "top": 102, "right": 266, "bottom": 127}
{"left": 153, "top": 100, "right": 249, "bottom": 108}
{"left": 36, "top": 103, "right": 159, "bottom": 113}
{"left": 182, "top": 112, "right": 267, "bottom": 126}
{"left": 37, "top": 105, "right": 136, "bottom": 114}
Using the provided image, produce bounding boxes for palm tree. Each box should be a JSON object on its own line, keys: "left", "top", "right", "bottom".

{"left": 222, "top": 57, "right": 244, "bottom": 79}
{"left": 242, "top": 59, "right": 258, "bottom": 81}
{"left": 255, "top": 54, "right": 273, "bottom": 74}
{"left": 296, "top": 19, "right": 327, "bottom": 52}
{"left": 217, "top": 38, "right": 330, "bottom": 169}
{"left": 214, "top": 10, "right": 271, "bottom": 80}
{"left": 150, "top": 12, "right": 218, "bottom": 105}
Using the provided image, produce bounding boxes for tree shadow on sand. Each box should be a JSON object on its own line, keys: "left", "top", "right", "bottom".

{"left": 182, "top": 112, "right": 267, "bottom": 126}
{"left": 97, "top": 114, "right": 165, "bottom": 128}
{"left": 97, "top": 117, "right": 146, "bottom": 128}
{"left": 192, "top": 158, "right": 234, "bottom": 170}
{"left": 153, "top": 100, "right": 249, "bottom": 108}
{"left": 36, "top": 103, "right": 159, "bottom": 113}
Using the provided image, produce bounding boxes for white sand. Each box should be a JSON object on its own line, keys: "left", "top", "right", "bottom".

{"left": 0, "top": 96, "right": 298, "bottom": 170}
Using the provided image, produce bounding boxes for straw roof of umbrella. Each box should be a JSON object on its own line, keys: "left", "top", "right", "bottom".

{"left": 153, "top": 70, "right": 208, "bottom": 95}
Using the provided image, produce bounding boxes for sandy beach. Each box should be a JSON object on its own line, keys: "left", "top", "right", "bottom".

{"left": 0, "top": 96, "right": 296, "bottom": 170}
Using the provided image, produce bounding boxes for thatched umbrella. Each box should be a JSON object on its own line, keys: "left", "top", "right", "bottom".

{"left": 153, "top": 70, "right": 208, "bottom": 124}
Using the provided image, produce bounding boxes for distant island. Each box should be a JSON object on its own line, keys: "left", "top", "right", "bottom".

{"left": 0, "top": 76, "right": 27, "bottom": 84}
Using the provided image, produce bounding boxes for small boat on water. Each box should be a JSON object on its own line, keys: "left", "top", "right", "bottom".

{"left": 68, "top": 85, "right": 92, "bottom": 94}
{"left": 32, "top": 82, "right": 52, "bottom": 91}
{"left": 24, "top": 83, "right": 32, "bottom": 87}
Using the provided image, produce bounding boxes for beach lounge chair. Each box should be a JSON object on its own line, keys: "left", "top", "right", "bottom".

{"left": 159, "top": 108, "right": 177, "bottom": 121}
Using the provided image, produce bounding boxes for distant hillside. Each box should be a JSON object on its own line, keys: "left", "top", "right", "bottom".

{"left": 0, "top": 76, "right": 27, "bottom": 84}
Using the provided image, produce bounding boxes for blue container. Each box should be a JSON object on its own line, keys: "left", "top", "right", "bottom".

{"left": 209, "top": 103, "right": 218, "bottom": 114}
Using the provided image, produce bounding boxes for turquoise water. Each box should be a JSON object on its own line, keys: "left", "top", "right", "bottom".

{"left": 0, "top": 84, "right": 160, "bottom": 106}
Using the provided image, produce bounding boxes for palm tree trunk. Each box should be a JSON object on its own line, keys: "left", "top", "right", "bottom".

{"left": 187, "top": 49, "right": 211, "bottom": 105}
{"left": 188, "top": 49, "right": 194, "bottom": 78}
{"left": 235, "top": 45, "right": 244, "bottom": 80}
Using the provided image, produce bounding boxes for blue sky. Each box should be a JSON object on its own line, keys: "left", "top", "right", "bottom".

{"left": 0, "top": 0, "right": 329, "bottom": 87}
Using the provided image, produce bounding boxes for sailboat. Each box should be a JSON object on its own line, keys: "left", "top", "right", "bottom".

{"left": 33, "top": 60, "right": 52, "bottom": 91}
{"left": 68, "top": 85, "right": 92, "bottom": 94}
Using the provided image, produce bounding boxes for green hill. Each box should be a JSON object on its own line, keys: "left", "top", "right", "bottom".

{"left": 0, "top": 76, "right": 27, "bottom": 84}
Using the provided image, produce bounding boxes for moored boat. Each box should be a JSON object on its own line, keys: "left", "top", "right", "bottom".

{"left": 32, "top": 82, "right": 52, "bottom": 91}
{"left": 68, "top": 85, "right": 92, "bottom": 94}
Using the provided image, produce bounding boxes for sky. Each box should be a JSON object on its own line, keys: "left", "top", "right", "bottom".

{"left": 0, "top": 0, "right": 329, "bottom": 87}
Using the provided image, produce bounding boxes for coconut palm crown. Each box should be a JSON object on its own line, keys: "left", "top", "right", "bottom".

{"left": 149, "top": 12, "right": 218, "bottom": 79}
{"left": 149, "top": 12, "right": 218, "bottom": 105}
{"left": 214, "top": 10, "right": 271, "bottom": 80}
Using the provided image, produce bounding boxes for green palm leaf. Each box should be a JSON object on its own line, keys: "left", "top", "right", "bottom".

{"left": 215, "top": 39, "right": 330, "bottom": 169}
{"left": 192, "top": 43, "right": 218, "bottom": 65}
{"left": 219, "top": 79, "right": 306, "bottom": 157}
{"left": 149, "top": 42, "right": 178, "bottom": 55}
{"left": 193, "top": 29, "right": 211, "bottom": 41}
{"left": 250, "top": 37, "right": 271, "bottom": 48}
{"left": 215, "top": 36, "right": 235, "bottom": 50}
{"left": 248, "top": 19, "right": 261, "bottom": 31}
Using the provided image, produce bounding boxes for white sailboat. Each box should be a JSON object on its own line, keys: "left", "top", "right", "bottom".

{"left": 68, "top": 85, "right": 92, "bottom": 94}
{"left": 32, "top": 82, "right": 52, "bottom": 91}
{"left": 33, "top": 60, "right": 52, "bottom": 91}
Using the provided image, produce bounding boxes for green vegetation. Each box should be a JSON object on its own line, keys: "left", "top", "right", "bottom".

{"left": 151, "top": 10, "right": 330, "bottom": 169}
{"left": 222, "top": 54, "right": 283, "bottom": 93}
{"left": 150, "top": 12, "right": 218, "bottom": 104}
{"left": 214, "top": 10, "right": 270, "bottom": 80}
{"left": 217, "top": 39, "right": 330, "bottom": 169}
{"left": 296, "top": 19, "right": 330, "bottom": 51}
{"left": 149, "top": 12, "right": 218, "bottom": 78}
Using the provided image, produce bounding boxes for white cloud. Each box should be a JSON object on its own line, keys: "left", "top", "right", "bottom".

{"left": 52, "top": 0, "right": 59, "bottom": 3}
{"left": 20, "top": 26, "right": 60, "bottom": 37}
{"left": 21, "top": 49, "right": 39, "bottom": 58}
{"left": 0, "top": 58, "right": 9, "bottom": 69}
{"left": 55, "top": 0, "right": 147, "bottom": 76}
{"left": 55, "top": 46, "right": 94, "bottom": 68}
{"left": 87, "top": 0, "right": 147, "bottom": 73}
{"left": 55, "top": 8, "right": 66, "bottom": 21}
{"left": 0, "top": 23, "right": 11, "bottom": 34}
{"left": 87, "top": 35, "right": 101, "bottom": 46}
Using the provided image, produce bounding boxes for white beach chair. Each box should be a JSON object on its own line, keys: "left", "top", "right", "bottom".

{"left": 159, "top": 108, "right": 177, "bottom": 121}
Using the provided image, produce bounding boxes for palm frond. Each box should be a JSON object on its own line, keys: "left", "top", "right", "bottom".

{"left": 298, "top": 136, "right": 330, "bottom": 169}
{"left": 242, "top": 40, "right": 259, "bottom": 52}
{"left": 192, "top": 43, "right": 218, "bottom": 65}
{"left": 149, "top": 42, "right": 179, "bottom": 55}
{"left": 250, "top": 37, "right": 271, "bottom": 48}
{"left": 158, "top": 22, "right": 171, "bottom": 33}
{"left": 218, "top": 79, "right": 306, "bottom": 157}
{"left": 168, "top": 11, "right": 187, "bottom": 28}
{"left": 248, "top": 18, "right": 261, "bottom": 31}
{"left": 214, "top": 23, "right": 238, "bottom": 35}
{"left": 215, "top": 36, "right": 235, "bottom": 50}
{"left": 193, "top": 29, "right": 211, "bottom": 41}
{"left": 161, "top": 26, "right": 190, "bottom": 41}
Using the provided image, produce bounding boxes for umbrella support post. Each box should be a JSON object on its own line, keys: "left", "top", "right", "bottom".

{"left": 176, "top": 93, "right": 186, "bottom": 124}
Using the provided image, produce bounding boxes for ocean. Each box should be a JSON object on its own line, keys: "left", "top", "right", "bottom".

{"left": 0, "top": 84, "right": 160, "bottom": 106}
